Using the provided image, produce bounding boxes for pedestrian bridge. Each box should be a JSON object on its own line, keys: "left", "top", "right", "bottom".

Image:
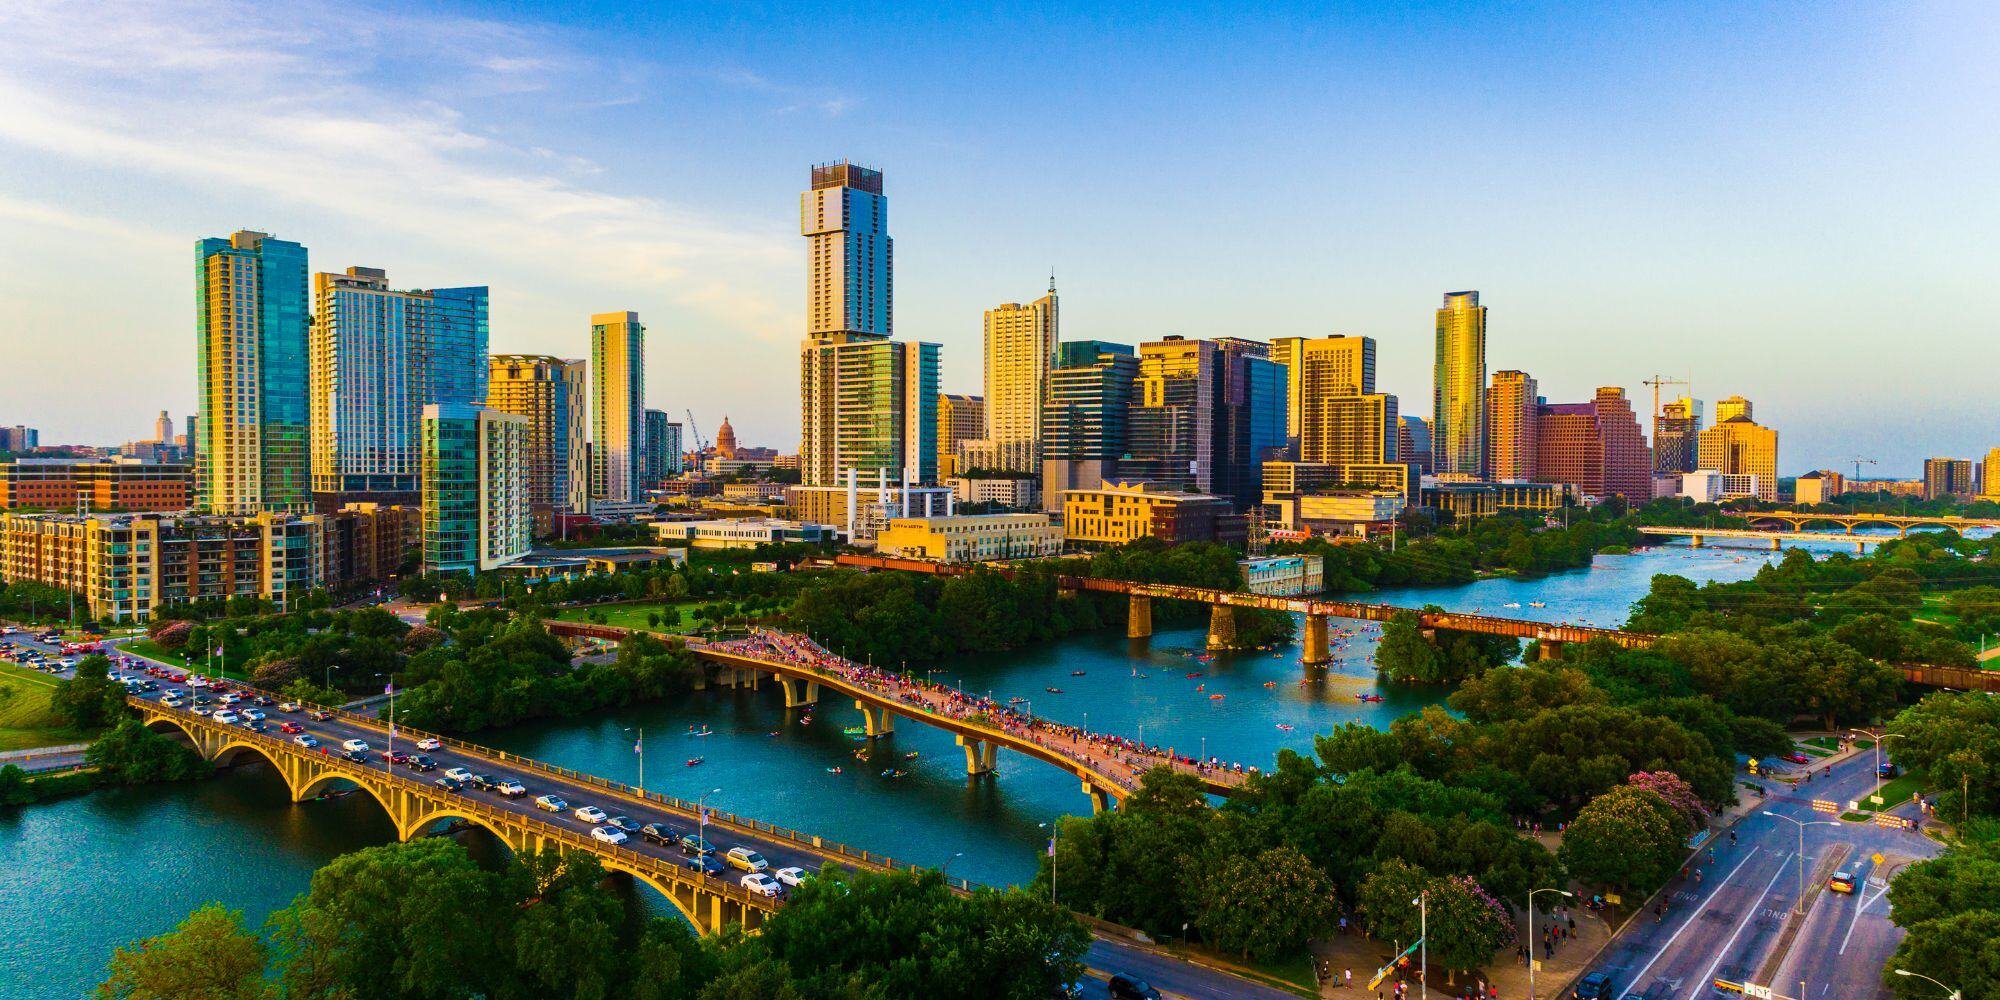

{"left": 1636, "top": 525, "right": 1883, "bottom": 553}
{"left": 1746, "top": 510, "right": 2000, "bottom": 534}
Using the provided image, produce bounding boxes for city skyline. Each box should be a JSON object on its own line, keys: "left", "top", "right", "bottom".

{"left": 1, "top": 3, "right": 1996, "bottom": 473}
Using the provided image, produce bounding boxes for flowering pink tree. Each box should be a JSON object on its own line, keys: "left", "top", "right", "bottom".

{"left": 1628, "top": 771, "right": 1710, "bottom": 834}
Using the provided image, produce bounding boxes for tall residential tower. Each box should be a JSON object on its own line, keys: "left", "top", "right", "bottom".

{"left": 1432, "top": 291, "right": 1488, "bottom": 477}
{"left": 486, "top": 354, "right": 588, "bottom": 513}
{"left": 590, "top": 311, "right": 646, "bottom": 502}
{"left": 982, "top": 282, "right": 1058, "bottom": 473}
{"left": 195, "top": 230, "right": 311, "bottom": 514}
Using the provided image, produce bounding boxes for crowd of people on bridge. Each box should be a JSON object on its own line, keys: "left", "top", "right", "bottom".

{"left": 707, "top": 629, "right": 1260, "bottom": 790}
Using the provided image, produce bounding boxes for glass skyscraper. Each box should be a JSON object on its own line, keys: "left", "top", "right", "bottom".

{"left": 195, "top": 230, "right": 311, "bottom": 514}
{"left": 487, "top": 354, "right": 588, "bottom": 513}
{"left": 591, "top": 311, "right": 646, "bottom": 503}
{"left": 422, "top": 404, "right": 530, "bottom": 574}
{"left": 1433, "top": 290, "right": 1488, "bottom": 477}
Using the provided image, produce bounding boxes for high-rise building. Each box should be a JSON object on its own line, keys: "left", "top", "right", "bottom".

{"left": 1982, "top": 448, "right": 2000, "bottom": 501}
{"left": 1275, "top": 335, "right": 1375, "bottom": 450}
{"left": 153, "top": 411, "right": 174, "bottom": 444}
{"left": 1696, "top": 400, "right": 1779, "bottom": 501}
{"left": 1533, "top": 388, "right": 1651, "bottom": 502}
{"left": 660, "top": 422, "right": 685, "bottom": 476}
{"left": 590, "top": 311, "right": 646, "bottom": 502}
{"left": 309, "top": 267, "right": 488, "bottom": 501}
{"left": 1486, "top": 370, "right": 1539, "bottom": 481}
{"left": 0, "top": 426, "right": 40, "bottom": 452}
{"left": 1433, "top": 291, "right": 1488, "bottom": 477}
{"left": 1215, "top": 339, "right": 1287, "bottom": 511}
{"left": 1923, "top": 458, "right": 1976, "bottom": 499}
{"left": 983, "top": 284, "right": 1058, "bottom": 473}
{"left": 1125, "top": 337, "right": 1219, "bottom": 495}
{"left": 643, "top": 409, "right": 673, "bottom": 490}
{"left": 1653, "top": 396, "right": 1703, "bottom": 474}
{"left": 802, "top": 162, "right": 891, "bottom": 338}
{"left": 421, "top": 404, "right": 530, "bottom": 574}
{"left": 937, "top": 393, "right": 986, "bottom": 478}
{"left": 196, "top": 230, "right": 311, "bottom": 515}
{"left": 1398, "top": 416, "right": 1433, "bottom": 475}
{"left": 486, "top": 354, "right": 588, "bottom": 514}
{"left": 1042, "top": 341, "right": 1136, "bottom": 511}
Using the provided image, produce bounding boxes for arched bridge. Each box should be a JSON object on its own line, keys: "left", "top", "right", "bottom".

{"left": 1636, "top": 525, "right": 1885, "bottom": 553}
{"left": 1745, "top": 510, "right": 2000, "bottom": 534}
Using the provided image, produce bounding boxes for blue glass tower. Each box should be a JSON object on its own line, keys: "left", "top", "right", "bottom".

{"left": 196, "top": 230, "right": 311, "bottom": 514}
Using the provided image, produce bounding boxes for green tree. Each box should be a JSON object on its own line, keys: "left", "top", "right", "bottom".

{"left": 1192, "top": 846, "right": 1339, "bottom": 961}
{"left": 87, "top": 719, "right": 211, "bottom": 785}
{"left": 1885, "top": 841, "right": 2000, "bottom": 928}
{"left": 1882, "top": 909, "right": 2000, "bottom": 1000}
{"left": 510, "top": 852, "right": 623, "bottom": 1000}
{"left": 97, "top": 902, "right": 268, "bottom": 1000}
{"left": 1559, "top": 785, "right": 1687, "bottom": 892}
{"left": 1376, "top": 611, "right": 1443, "bottom": 682}
{"left": 53, "top": 653, "right": 128, "bottom": 730}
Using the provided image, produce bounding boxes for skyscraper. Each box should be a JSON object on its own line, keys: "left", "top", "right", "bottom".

{"left": 310, "top": 267, "right": 488, "bottom": 500}
{"left": 487, "top": 355, "right": 588, "bottom": 513}
{"left": 937, "top": 393, "right": 985, "bottom": 478}
{"left": 1983, "top": 448, "right": 2000, "bottom": 501}
{"left": 1923, "top": 458, "right": 1976, "bottom": 499}
{"left": 1697, "top": 399, "right": 1779, "bottom": 501}
{"left": 798, "top": 163, "right": 937, "bottom": 487}
{"left": 982, "top": 283, "right": 1058, "bottom": 473}
{"left": 1042, "top": 341, "right": 1137, "bottom": 510}
{"left": 1486, "top": 370, "right": 1540, "bottom": 481}
{"left": 1398, "top": 416, "right": 1433, "bottom": 475}
{"left": 421, "top": 404, "right": 530, "bottom": 574}
{"left": 153, "top": 411, "right": 174, "bottom": 444}
{"left": 1533, "top": 388, "right": 1651, "bottom": 502}
{"left": 1291, "top": 336, "right": 1393, "bottom": 467}
{"left": 643, "top": 409, "right": 672, "bottom": 489}
{"left": 1125, "top": 337, "right": 1219, "bottom": 495}
{"left": 1433, "top": 291, "right": 1488, "bottom": 477}
{"left": 196, "top": 230, "right": 310, "bottom": 514}
{"left": 590, "top": 311, "right": 646, "bottom": 503}
{"left": 1653, "top": 396, "right": 1703, "bottom": 474}
{"left": 1714, "top": 395, "right": 1753, "bottom": 423}
{"left": 1214, "top": 338, "right": 1287, "bottom": 510}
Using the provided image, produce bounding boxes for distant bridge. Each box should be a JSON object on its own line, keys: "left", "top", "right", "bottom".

{"left": 1637, "top": 525, "right": 1884, "bottom": 552}
{"left": 1745, "top": 511, "right": 2000, "bottom": 534}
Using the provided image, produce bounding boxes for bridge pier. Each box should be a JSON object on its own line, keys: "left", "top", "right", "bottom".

{"left": 780, "top": 677, "right": 820, "bottom": 708}
{"left": 856, "top": 701, "right": 895, "bottom": 738}
{"left": 1689, "top": 533, "right": 1704, "bottom": 548}
{"left": 1770, "top": 537, "right": 1782, "bottom": 551}
{"left": 1537, "top": 639, "right": 1564, "bottom": 661}
{"left": 1301, "top": 613, "right": 1330, "bottom": 665}
{"left": 1082, "top": 780, "right": 1109, "bottom": 814}
{"left": 1127, "top": 594, "right": 1152, "bottom": 638}
{"left": 1854, "top": 539, "right": 1867, "bottom": 554}
{"left": 956, "top": 734, "right": 998, "bottom": 775}
{"left": 1205, "top": 604, "right": 1237, "bottom": 650}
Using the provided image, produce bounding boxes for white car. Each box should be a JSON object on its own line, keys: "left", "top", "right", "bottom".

{"left": 590, "top": 825, "right": 629, "bottom": 845}
{"left": 212, "top": 710, "right": 241, "bottom": 724}
{"left": 341, "top": 739, "right": 371, "bottom": 754}
{"left": 773, "top": 866, "right": 809, "bottom": 888}
{"left": 741, "top": 872, "right": 783, "bottom": 897}
{"left": 574, "top": 805, "right": 608, "bottom": 824}
{"left": 160, "top": 696, "right": 185, "bottom": 709}
{"left": 240, "top": 708, "right": 266, "bottom": 722}
{"left": 443, "top": 767, "right": 475, "bottom": 783}
{"left": 416, "top": 737, "right": 443, "bottom": 751}
{"left": 535, "top": 794, "right": 568, "bottom": 813}
{"left": 495, "top": 781, "right": 526, "bottom": 797}
{"left": 277, "top": 701, "right": 302, "bottom": 713}
{"left": 218, "top": 693, "right": 242, "bottom": 705}
{"left": 293, "top": 735, "right": 320, "bottom": 749}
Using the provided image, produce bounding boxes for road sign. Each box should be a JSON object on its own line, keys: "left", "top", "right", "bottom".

{"left": 1744, "top": 985, "right": 1776, "bottom": 999}
{"left": 1870, "top": 795, "right": 1885, "bottom": 806}
{"left": 1873, "top": 852, "right": 1885, "bottom": 866}
{"left": 1811, "top": 798, "right": 1838, "bottom": 814}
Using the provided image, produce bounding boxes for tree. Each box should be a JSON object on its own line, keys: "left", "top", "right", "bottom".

{"left": 1447, "top": 665, "right": 1606, "bottom": 723}
{"left": 1420, "top": 875, "right": 1518, "bottom": 978}
{"left": 1882, "top": 909, "right": 2000, "bottom": 1000}
{"left": 1888, "top": 692, "right": 2000, "bottom": 822}
{"left": 52, "top": 653, "right": 128, "bottom": 730}
{"left": 87, "top": 719, "right": 211, "bottom": 785}
{"left": 1356, "top": 858, "right": 1431, "bottom": 946}
{"left": 1376, "top": 611, "right": 1442, "bottom": 682}
{"left": 510, "top": 852, "right": 623, "bottom": 1000}
{"left": 1559, "top": 785, "right": 1687, "bottom": 893}
{"left": 1193, "top": 846, "right": 1339, "bottom": 961}
{"left": 97, "top": 902, "right": 268, "bottom": 1000}
{"left": 1885, "top": 841, "right": 2000, "bottom": 928}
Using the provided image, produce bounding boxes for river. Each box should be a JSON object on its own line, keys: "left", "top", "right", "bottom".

{"left": 0, "top": 538, "right": 1886, "bottom": 997}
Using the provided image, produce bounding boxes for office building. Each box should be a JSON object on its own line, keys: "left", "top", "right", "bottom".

{"left": 1696, "top": 402, "right": 1779, "bottom": 502}
{"left": 644, "top": 409, "right": 673, "bottom": 489}
{"left": 983, "top": 283, "right": 1058, "bottom": 473}
{"left": 946, "top": 474, "right": 1040, "bottom": 509}
{"left": 1042, "top": 341, "right": 1137, "bottom": 511}
{"left": 0, "top": 426, "right": 39, "bottom": 451}
{"left": 1681, "top": 470, "right": 1763, "bottom": 503}
{"left": 800, "top": 335, "right": 940, "bottom": 487}
{"left": 1533, "top": 387, "right": 1651, "bottom": 502}
{"left": 1398, "top": 416, "right": 1433, "bottom": 475}
{"left": 786, "top": 473, "right": 954, "bottom": 545}
{"left": 876, "top": 513, "right": 1065, "bottom": 563}
{"left": 421, "top": 404, "right": 531, "bottom": 574}
{"left": 1275, "top": 334, "right": 1375, "bottom": 449}
{"left": 938, "top": 393, "right": 986, "bottom": 478}
{"left": 1794, "top": 470, "right": 1846, "bottom": 505}
{"left": 1486, "top": 370, "right": 1539, "bottom": 481}
{"left": 660, "top": 421, "right": 685, "bottom": 477}
{"left": 1653, "top": 397, "right": 1703, "bottom": 474}
{"left": 0, "top": 510, "right": 324, "bottom": 622}
{"left": 153, "top": 412, "right": 174, "bottom": 445}
{"left": 1061, "top": 480, "right": 1245, "bottom": 548}
{"left": 310, "top": 267, "right": 488, "bottom": 501}
{"left": 1432, "top": 291, "right": 1488, "bottom": 476}
{"left": 590, "top": 311, "right": 646, "bottom": 502}
{"left": 0, "top": 458, "right": 193, "bottom": 511}
{"left": 1422, "top": 481, "right": 1576, "bottom": 523}
{"left": 195, "top": 230, "right": 311, "bottom": 515}
{"left": 486, "top": 354, "right": 589, "bottom": 514}
{"left": 1214, "top": 338, "right": 1287, "bottom": 510}
{"left": 1124, "top": 337, "right": 1218, "bottom": 495}
{"left": 1923, "top": 458, "right": 1976, "bottom": 499}
{"left": 1287, "top": 336, "right": 1396, "bottom": 473}
{"left": 803, "top": 162, "right": 891, "bottom": 339}
{"left": 1985, "top": 449, "right": 2000, "bottom": 501}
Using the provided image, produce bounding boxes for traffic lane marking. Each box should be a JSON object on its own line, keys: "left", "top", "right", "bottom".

{"left": 1619, "top": 846, "right": 1768, "bottom": 990}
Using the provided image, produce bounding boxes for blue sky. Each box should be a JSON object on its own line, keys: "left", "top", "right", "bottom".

{"left": 0, "top": 1, "right": 1994, "bottom": 474}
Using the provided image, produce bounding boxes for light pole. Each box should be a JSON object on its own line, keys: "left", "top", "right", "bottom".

{"left": 1039, "top": 821, "right": 1059, "bottom": 904}
{"left": 1891, "top": 968, "right": 1962, "bottom": 999}
{"left": 1764, "top": 811, "right": 1839, "bottom": 914}
{"left": 1854, "top": 729, "right": 1906, "bottom": 801}
{"left": 1526, "top": 887, "right": 1572, "bottom": 1000}
{"left": 940, "top": 851, "right": 964, "bottom": 883}
{"left": 625, "top": 726, "right": 645, "bottom": 796}
{"left": 1411, "top": 892, "right": 1428, "bottom": 1000}
{"left": 697, "top": 787, "right": 721, "bottom": 851}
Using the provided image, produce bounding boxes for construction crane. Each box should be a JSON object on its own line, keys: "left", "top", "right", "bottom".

{"left": 1850, "top": 456, "right": 1877, "bottom": 481}
{"left": 684, "top": 409, "right": 709, "bottom": 454}
{"left": 1641, "top": 374, "right": 1691, "bottom": 419}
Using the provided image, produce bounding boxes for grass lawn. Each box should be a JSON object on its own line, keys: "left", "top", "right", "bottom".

{"left": 121, "top": 639, "right": 250, "bottom": 681}
{"left": 0, "top": 661, "right": 91, "bottom": 752}
{"left": 1852, "top": 772, "right": 1926, "bottom": 814}
{"left": 549, "top": 600, "right": 773, "bottom": 635}
{"left": 1150, "top": 945, "right": 1318, "bottom": 998}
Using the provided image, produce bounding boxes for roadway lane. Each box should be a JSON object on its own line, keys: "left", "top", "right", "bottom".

{"left": 1084, "top": 938, "right": 1299, "bottom": 1000}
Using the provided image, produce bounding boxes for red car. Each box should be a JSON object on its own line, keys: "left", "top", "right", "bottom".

{"left": 279, "top": 722, "right": 305, "bottom": 734}
{"left": 383, "top": 750, "right": 410, "bottom": 766}
{"left": 1787, "top": 752, "right": 1810, "bottom": 764}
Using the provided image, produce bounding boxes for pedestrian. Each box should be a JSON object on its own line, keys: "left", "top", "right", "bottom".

{"left": 1567, "top": 914, "right": 1576, "bottom": 932}
{"left": 1345, "top": 968, "right": 1353, "bottom": 988}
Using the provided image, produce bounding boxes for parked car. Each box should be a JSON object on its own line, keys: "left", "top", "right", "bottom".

{"left": 1878, "top": 762, "right": 1901, "bottom": 778}
{"left": 724, "top": 847, "right": 769, "bottom": 873}
{"left": 341, "top": 739, "right": 370, "bottom": 754}
{"left": 1108, "top": 975, "right": 1161, "bottom": 1000}
{"left": 591, "top": 825, "right": 630, "bottom": 845}
{"left": 1572, "top": 972, "right": 1616, "bottom": 999}
{"left": 1786, "top": 751, "right": 1811, "bottom": 765}
{"left": 640, "top": 822, "right": 678, "bottom": 845}
{"left": 740, "top": 872, "right": 783, "bottom": 897}
{"left": 773, "top": 866, "right": 809, "bottom": 888}
{"left": 535, "top": 795, "right": 569, "bottom": 813}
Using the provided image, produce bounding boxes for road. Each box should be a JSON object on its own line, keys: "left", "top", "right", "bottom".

{"left": 1584, "top": 754, "right": 1936, "bottom": 1000}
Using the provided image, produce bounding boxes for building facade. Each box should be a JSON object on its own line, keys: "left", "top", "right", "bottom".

{"left": 0, "top": 511, "right": 325, "bottom": 622}
{"left": 1986, "top": 449, "right": 2000, "bottom": 501}
{"left": 486, "top": 354, "right": 589, "bottom": 514}
{"left": 982, "top": 285, "right": 1057, "bottom": 473}
{"left": 1240, "top": 555, "right": 1325, "bottom": 596}
{"left": 310, "top": 267, "right": 488, "bottom": 500}
{"left": 590, "top": 312, "right": 646, "bottom": 503}
{"left": 196, "top": 230, "right": 311, "bottom": 515}
{"left": 1124, "top": 337, "right": 1219, "bottom": 495}
{"left": 649, "top": 518, "right": 834, "bottom": 550}
{"left": 1397, "top": 416, "right": 1433, "bottom": 475}
{"left": 0, "top": 459, "right": 192, "bottom": 511}
{"left": 1793, "top": 470, "right": 1845, "bottom": 505}
{"left": 1714, "top": 395, "right": 1753, "bottom": 423}
{"left": 1534, "top": 387, "right": 1651, "bottom": 502}
{"left": 876, "top": 513, "right": 1064, "bottom": 563}
{"left": 946, "top": 475, "right": 1041, "bottom": 509}
{"left": 1696, "top": 404, "right": 1779, "bottom": 502}
{"left": 1923, "top": 458, "right": 1977, "bottom": 499}
{"left": 0, "top": 426, "right": 39, "bottom": 451}
{"left": 644, "top": 409, "right": 674, "bottom": 489}
{"left": 1653, "top": 396, "right": 1703, "bottom": 474}
{"left": 421, "top": 405, "right": 530, "bottom": 574}
{"left": 786, "top": 474, "right": 954, "bottom": 544}
{"left": 1486, "top": 370, "right": 1539, "bottom": 481}
{"left": 800, "top": 334, "right": 940, "bottom": 487}
{"left": 937, "top": 393, "right": 986, "bottom": 479}
{"left": 1432, "top": 291, "right": 1488, "bottom": 477}
{"left": 1042, "top": 341, "right": 1137, "bottom": 511}
{"left": 1061, "top": 480, "right": 1245, "bottom": 548}
{"left": 802, "top": 162, "right": 891, "bottom": 339}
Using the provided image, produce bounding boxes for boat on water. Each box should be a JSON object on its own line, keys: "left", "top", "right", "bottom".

{"left": 1008, "top": 696, "right": 1027, "bottom": 704}
{"left": 826, "top": 766, "right": 842, "bottom": 774}
{"left": 1070, "top": 670, "right": 1087, "bottom": 677}
{"left": 1276, "top": 723, "right": 1294, "bottom": 732}
{"left": 1503, "top": 602, "right": 1522, "bottom": 609}
{"left": 1195, "top": 683, "right": 1205, "bottom": 692}
{"left": 1186, "top": 671, "right": 1204, "bottom": 679}
{"left": 903, "top": 751, "right": 920, "bottom": 760}
{"left": 1209, "top": 693, "right": 1225, "bottom": 701}
{"left": 1528, "top": 601, "right": 1547, "bottom": 608}
{"left": 1263, "top": 681, "right": 1278, "bottom": 688}
{"left": 1045, "top": 686, "right": 1064, "bottom": 694}
{"left": 843, "top": 726, "right": 867, "bottom": 736}
{"left": 685, "top": 757, "right": 705, "bottom": 766}
{"left": 688, "top": 727, "right": 714, "bottom": 737}
{"left": 1356, "top": 694, "right": 1384, "bottom": 703}
{"left": 880, "top": 769, "right": 907, "bottom": 779}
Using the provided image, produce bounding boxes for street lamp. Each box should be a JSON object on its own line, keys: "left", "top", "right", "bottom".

{"left": 697, "top": 787, "right": 721, "bottom": 851}
{"left": 1763, "top": 811, "right": 1840, "bottom": 914}
{"left": 1892, "top": 969, "right": 1962, "bottom": 999}
{"left": 625, "top": 726, "right": 645, "bottom": 796}
{"left": 1525, "top": 887, "right": 1572, "bottom": 1000}
{"left": 1854, "top": 729, "right": 1907, "bottom": 799}
{"left": 940, "top": 851, "right": 965, "bottom": 882}
{"left": 1410, "top": 892, "right": 1428, "bottom": 1000}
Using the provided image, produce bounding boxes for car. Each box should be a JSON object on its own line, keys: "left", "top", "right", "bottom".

{"left": 1107, "top": 975, "right": 1161, "bottom": 1000}
{"left": 1572, "top": 972, "right": 1616, "bottom": 1000}
{"left": 466, "top": 773, "right": 498, "bottom": 791}
{"left": 293, "top": 735, "right": 320, "bottom": 749}
{"left": 212, "top": 710, "right": 241, "bottom": 724}
{"left": 1829, "top": 871, "right": 1857, "bottom": 894}
{"left": 773, "top": 866, "right": 809, "bottom": 888}
{"left": 140, "top": 679, "right": 158, "bottom": 692}
{"left": 239, "top": 708, "right": 265, "bottom": 721}
{"left": 574, "top": 805, "right": 608, "bottom": 824}
{"left": 740, "top": 872, "right": 783, "bottom": 897}
{"left": 535, "top": 795, "right": 569, "bottom": 813}
{"left": 279, "top": 721, "right": 304, "bottom": 734}
{"left": 309, "top": 710, "right": 333, "bottom": 722}
{"left": 218, "top": 693, "right": 242, "bottom": 705}
{"left": 433, "top": 777, "right": 464, "bottom": 793}
{"left": 160, "top": 695, "right": 185, "bottom": 709}
{"left": 406, "top": 754, "right": 437, "bottom": 772}
{"left": 606, "top": 815, "right": 640, "bottom": 835}
{"left": 251, "top": 695, "right": 275, "bottom": 706}
{"left": 342, "top": 739, "right": 371, "bottom": 753}
{"left": 343, "top": 749, "right": 370, "bottom": 764}
{"left": 591, "top": 825, "right": 630, "bottom": 845}
{"left": 724, "top": 847, "right": 769, "bottom": 873}
{"left": 415, "top": 737, "right": 443, "bottom": 751}
{"left": 640, "top": 822, "right": 678, "bottom": 845}
{"left": 495, "top": 780, "right": 526, "bottom": 797}
{"left": 191, "top": 694, "right": 213, "bottom": 706}
{"left": 190, "top": 706, "right": 214, "bottom": 716}
{"left": 1879, "top": 762, "right": 1901, "bottom": 778}
{"left": 1786, "top": 751, "right": 1811, "bottom": 765}
{"left": 443, "top": 767, "right": 475, "bottom": 783}
{"left": 382, "top": 750, "right": 410, "bottom": 766}
{"left": 685, "top": 854, "right": 724, "bottom": 876}
{"left": 278, "top": 701, "right": 302, "bottom": 713}
{"left": 245, "top": 720, "right": 269, "bottom": 733}
{"left": 679, "top": 835, "right": 714, "bottom": 857}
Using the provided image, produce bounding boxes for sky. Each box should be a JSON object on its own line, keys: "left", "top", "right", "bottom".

{"left": 0, "top": 1, "right": 1994, "bottom": 476}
